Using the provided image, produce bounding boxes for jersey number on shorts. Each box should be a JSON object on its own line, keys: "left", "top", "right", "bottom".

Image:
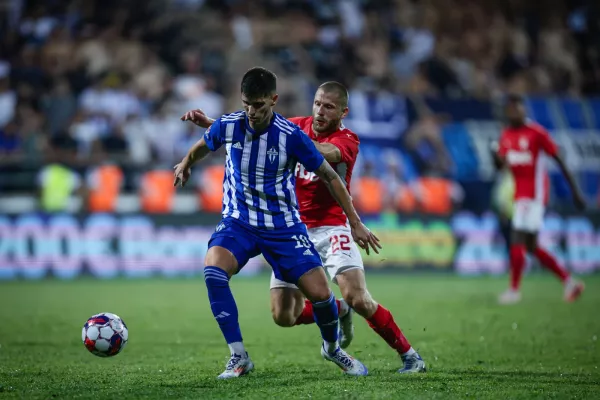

{"left": 292, "top": 234, "right": 312, "bottom": 248}
{"left": 330, "top": 234, "right": 351, "bottom": 253}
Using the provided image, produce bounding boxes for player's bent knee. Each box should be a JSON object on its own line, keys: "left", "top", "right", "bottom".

{"left": 204, "top": 246, "right": 238, "bottom": 277}
{"left": 271, "top": 309, "right": 296, "bottom": 327}
{"left": 270, "top": 301, "right": 296, "bottom": 327}
{"left": 296, "top": 267, "right": 331, "bottom": 302}
{"left": 344, "top": 290, "right": 377, "bottom": 316}
{"left": 269, "top": 288, "right": 303, "bottom": 327}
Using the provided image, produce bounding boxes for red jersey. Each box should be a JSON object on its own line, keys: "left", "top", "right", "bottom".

{"left": 288, "top": 116, "right": 360, "bottom": 229}
{"left": 498, "top": 122, "right": 558, "bottom": 203}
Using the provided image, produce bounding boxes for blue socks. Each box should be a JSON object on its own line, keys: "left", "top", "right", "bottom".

{"left": 204, "top": 267, "right": 244, "bottom": 354}
{"left": 312, "top": 292, "right": 339, "bottom": 353}
{"left": 205, "top": 266, "right": 339, "bottom": 356}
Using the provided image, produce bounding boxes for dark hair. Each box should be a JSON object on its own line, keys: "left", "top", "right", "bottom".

{"left": 241, "top": 67, "right": 277, "bottom": 98}
{"left": 505, "top": 93, "right": 524, "bottom": 105}
{"left": 318, "top": 81, "right": 349, "bottom": 108}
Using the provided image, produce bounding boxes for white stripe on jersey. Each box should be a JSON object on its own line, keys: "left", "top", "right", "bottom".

{"left": 221, "top": 111, "right": 244, "bottom": 122}
{"left": 285, "top": 165, "right": 301, "bottom": 222}
{"left": 241, "top": 130, "right": 258, "bottom": 226}
{"left": 276, "top": 115, "right": 303, "bottom": 224}
{"left": 274, "top": 132, "right": 294, "bottom": 227}
{"left": 274, "top": 116, "right": 294, "bottom": 135}
{"left": 255, "top": 134, "right": 274, "bottom": 228}
{"left": 224, "top": 123, "right": 239, "bottom": 219}
{"left": 222, "top": 127, "right": 232, "bottom": 216}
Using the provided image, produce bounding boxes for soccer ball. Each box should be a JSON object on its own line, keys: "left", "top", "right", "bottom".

{"left": 82, "top": 312, "right": 128, "bottom": 357}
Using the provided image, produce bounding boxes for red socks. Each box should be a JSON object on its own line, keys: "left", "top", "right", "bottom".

{"left": 367, "top": 304, "right": 411, "bottom": 354}
{"left": 534, "top": 247, "right": 569, "bottom": 282}
{"left": 510, "top": 245, "right": 570, "bottom": 290}
{"left": 510, "top": 245, "right": 526, "bottom": 290}
{"left": 294, "top": 299, "right": 343, "bottom": 325}
{"left": 295, "top": 300, "right": 412, "bottom": 355}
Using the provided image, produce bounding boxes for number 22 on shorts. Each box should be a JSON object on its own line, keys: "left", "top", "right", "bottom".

{"left": 330, "top": 234, "right": 351, "bottom": 253}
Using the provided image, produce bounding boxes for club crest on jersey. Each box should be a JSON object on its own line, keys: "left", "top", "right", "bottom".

{"left": 519, "top": 137, "right": 529, "bottom": 149}
{"left": 267, "top": 146, "right": 278, "bottom": 163}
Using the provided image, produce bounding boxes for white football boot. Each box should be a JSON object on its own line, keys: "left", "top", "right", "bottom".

{"left": 217, "top": 352, "right": 254, "bottom": 379}
{"left": 498, "top": 289, "right": 522, "bottom": 305}
{"left": 564, "top": 278, "right": 584, "bottom": 303}
{"left": 399, "top": 351, "right": 426, "bottom": 374}
{"left": 321, "top": 345, "right": 368, "bottom": 376}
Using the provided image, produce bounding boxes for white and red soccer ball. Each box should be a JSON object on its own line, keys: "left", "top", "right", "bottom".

{"left": 82, "top": 313, "right": 128, "bottom": 357}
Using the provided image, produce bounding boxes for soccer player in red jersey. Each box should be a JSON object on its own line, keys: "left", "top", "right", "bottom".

{"left": 182, "top": 82, "right": 426, "bottom": 373}
{"left": 492, "top": 94, "right": 586, "bottom": 304}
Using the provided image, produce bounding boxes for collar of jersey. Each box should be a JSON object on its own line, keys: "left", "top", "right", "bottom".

{"left": 244, "top": 112, "right": 277, "bottom": 135}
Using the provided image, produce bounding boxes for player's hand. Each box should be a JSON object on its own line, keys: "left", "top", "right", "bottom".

{"left": 350, "top": 221, "right": 382, "bottom": 256}
{"left": 173, "top": 162, "right": 191, "bottom": 188}
{"left": 181, "top": 109, "right": 212, "bottom": 128}
{"left": 573, "top": 192, "right": 586, "bottom": 211}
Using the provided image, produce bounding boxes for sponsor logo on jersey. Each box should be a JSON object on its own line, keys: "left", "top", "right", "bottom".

{"left": 506, "top": 150, "right": 533, "bottom": 165}
{"left": 295, "top": 163, "right": 319, "bottom": 181}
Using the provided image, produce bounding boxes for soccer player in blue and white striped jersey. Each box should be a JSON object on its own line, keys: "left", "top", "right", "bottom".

{"left": 174, "top": 67, "right": 379, "bottom": 379}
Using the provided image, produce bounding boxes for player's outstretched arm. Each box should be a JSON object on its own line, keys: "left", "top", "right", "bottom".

{"left": 181, "top": 109, "right": 215, "bottom": 129}
{"left": 314, "top": 160, "right": 382, "bottom": 255}
{"left": 184, "top": 110, "right": 343, "bottom": 163}
{"left": 173, "top": 137, "right": 211, "bottom": 188}
{"left": 312, "top": 141, "right": 342, "bottom": 163}
{"left": 552, "top": 154, "right": 586, "bottom": 210}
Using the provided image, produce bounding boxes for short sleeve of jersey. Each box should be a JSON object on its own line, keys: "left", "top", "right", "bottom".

{"left": 328, "top": 134, "right": 359, "bottom": 163}
{"left": 287, "top": 116, "right": 307, "bottom": 126}
{"left": 289, "top": 127, "right": 325, "bottom": 172}
{"left": 536, "top": 125, "right": 558, "bottom": 157}
{"left": 203, "top": 118, "right": 224, "bottom": 152}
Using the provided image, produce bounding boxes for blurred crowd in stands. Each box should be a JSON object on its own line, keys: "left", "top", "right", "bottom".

{"left": 1, "top": 0, "right": 599, "bottom": 215}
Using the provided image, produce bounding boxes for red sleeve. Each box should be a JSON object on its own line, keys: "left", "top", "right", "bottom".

{"left": 287, "top": 116, "right": 307, "bottom": 126}
{"left": 328, "top": 135, "right": 359, "bottom": 163}
{"left": 536, "top": 125, "right": 559, "bottom": 157}
{"left": 498, "top": 130, "right": 509, "bottom": 157}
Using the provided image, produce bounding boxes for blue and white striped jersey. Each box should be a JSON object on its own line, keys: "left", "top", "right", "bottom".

{"left": 203, "top": 111, "right": 325, "bottom": 230}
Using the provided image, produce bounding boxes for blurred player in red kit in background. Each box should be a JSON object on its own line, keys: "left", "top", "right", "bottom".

{"left": 182, "top": 81, "right": 426, "bottom": 373}
{"left": 492, "top": 94, "right": 586, "bottom": 305}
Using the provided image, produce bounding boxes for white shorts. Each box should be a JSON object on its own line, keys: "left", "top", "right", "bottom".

{"left": 269, "top": 225, "right": 364, "bottom": 289}
{"left": 512, "top": 199, "right": 545, "bottom": 233}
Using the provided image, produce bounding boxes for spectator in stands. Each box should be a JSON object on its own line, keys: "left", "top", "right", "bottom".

{"left": 42, "top": 78, "right": 77, "bottom": 135}
{"left": 0, "top": 77, "right": 16, "bottom": 128}
{"left": 47, "top": 129, "right": 79, "bottom": 165}
{"left": 0, "top": 121, "right": 21, "bottom": 162}
{"left": 376, "top": 151, "right": 416, "bottom": 213}
{"left": 10, "top": 45, "right": 46, "bottom": 92}
{"left": 403, "top": 111, "right": 452, "bottom": 176}
{"left": 100, "top": 125, "right": 130, "bottom": 162}
{"left": 0, "top": 0, "right": 598, "bottom": 216}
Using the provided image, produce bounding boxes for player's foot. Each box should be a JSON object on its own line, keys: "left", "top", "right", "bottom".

{"left": 338, "top": 300, "right": 354, "bottom": 349}
{"left": 564, "top": 278, "right": 584, "bottom": 303}
{"left": 498, "top": 289, "right": 521, "bottom": 305}
{"left": 399, "top": 351, "right": 426, "bottom": 374}
{"left": 217, "top": 352, "right": 254, "bottom": 379}
{"left": 321, "top": 345, "right": 368, "bottom": 376}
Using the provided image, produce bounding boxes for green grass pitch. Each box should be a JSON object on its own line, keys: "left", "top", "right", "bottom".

{"left": 0, "top": 274, "right": 599, "bottom": 399}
